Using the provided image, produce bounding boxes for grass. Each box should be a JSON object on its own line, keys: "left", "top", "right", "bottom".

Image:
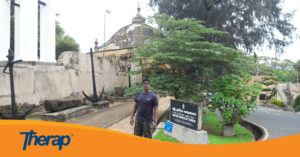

{"left": 202, "top": 108, "right": 254, "bottom": 144}
{"left": 153, "top": 108, "right": 254, "bottom": 144}
{"left": 153, "top": 129, "right": 181, "bottom": 143}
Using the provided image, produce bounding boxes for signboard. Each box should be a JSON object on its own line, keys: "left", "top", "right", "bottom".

{"left": 164, "top": 121, "right": 173, "bottom": 133}
{"left": 170, "top": 100, "right": 198, "bottom": 131}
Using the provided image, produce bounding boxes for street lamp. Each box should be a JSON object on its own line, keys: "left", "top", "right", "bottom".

{"left": 103, "top": 10, "right": 111, "bottom": 58}
{"left": 127, "top": 64, "right": 131, "bottom": 88}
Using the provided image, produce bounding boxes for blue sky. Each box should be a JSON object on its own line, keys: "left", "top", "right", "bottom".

{"left": 54, "top": 0, "right": 300, "bottom": 62}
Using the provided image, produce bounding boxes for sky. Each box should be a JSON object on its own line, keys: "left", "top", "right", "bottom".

{"left": 53, "top": 0, "right": 300, "bottom": 62}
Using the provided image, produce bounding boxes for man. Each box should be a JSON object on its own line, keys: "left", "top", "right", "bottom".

{"left": 130, "top": 78, "right": 159, "bottom": 139}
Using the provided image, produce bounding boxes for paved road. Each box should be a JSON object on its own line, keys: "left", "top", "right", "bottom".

{"left": 245, "top": 106, "right": 300, "bottom": 139}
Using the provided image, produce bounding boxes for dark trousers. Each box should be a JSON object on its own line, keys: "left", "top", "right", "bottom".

{"left": 134, "top": 119, "right": 152, "bottom": 139}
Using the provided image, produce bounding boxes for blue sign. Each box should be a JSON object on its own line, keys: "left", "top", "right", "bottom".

{"left": 164, "top": 121, "right": 173, "bottom": 133}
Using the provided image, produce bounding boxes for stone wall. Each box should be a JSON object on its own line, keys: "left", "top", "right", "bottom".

{"left": 94, "top": 48, "right": 134, "bottom": 61}
{"left": 0, "top": 51, "right": 142, "bottom": 107}
{"left": 288, "top": 83, "right": 300, "bottom": 99}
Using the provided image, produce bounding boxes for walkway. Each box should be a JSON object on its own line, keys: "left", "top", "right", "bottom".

{"left": 66, "top": 96, "right": 172, "bottom": 133}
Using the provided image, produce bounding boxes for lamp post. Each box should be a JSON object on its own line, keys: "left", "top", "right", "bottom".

{"left": 127, "top": 64, "right": 131, "bottom": 88}
{"left": 103, "top": 10, "right": 111, "bottom": 58}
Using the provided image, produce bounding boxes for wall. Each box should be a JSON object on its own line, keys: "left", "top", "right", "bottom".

{"left": 0, "top": 51, "right": 142, "bottom": 106}
{"left": 94, "top": 48, "right": 134, "bottom": 61}
{"left": 288, "top": 83, "right": 300, "bottom": 99}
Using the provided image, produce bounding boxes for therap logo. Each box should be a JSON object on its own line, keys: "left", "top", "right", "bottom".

{"left": 20, "top": 130, "right": 71, "bottom": 150}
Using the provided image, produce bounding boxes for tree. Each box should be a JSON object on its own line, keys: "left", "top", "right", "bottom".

{"left": 55, "top": 21, "right": 80, "bottom": 60}
{"left": 279, "top": 59, "right": 294, "bottom": 70}
{"left": 149, "top": 0, "right": 298, "bottom": 56}
{"left": 211, "top": 74, "right": 262, "bottom": 135}
{"left": 126, "top": 14, "right": 244, "bottom": 102}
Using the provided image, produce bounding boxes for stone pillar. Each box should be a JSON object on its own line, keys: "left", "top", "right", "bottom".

{"left": 0, "top": 0, "right": 11, "bottom": 60}
{"left": 17, "top": 0, "right": 38, "bottom": 61}
{"left": 40, "top": 0, "right": 56, "bottom": 62}
{"left": 14, "top": 0, "right": 21, "bottom": 60}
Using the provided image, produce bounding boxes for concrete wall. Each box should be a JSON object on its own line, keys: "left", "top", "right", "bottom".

{"left": 256, "top": 81, "right": 276, "bottom": 103}
{"left": 288, "top": 83, "right": 300, "bottom": 99}
{"left": 0, "top": 51, "right": 142, "bottom": 106}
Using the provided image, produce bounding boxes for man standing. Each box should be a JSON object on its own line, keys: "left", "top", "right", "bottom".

{"left": 130, "top": 78, "right": 159, "bottom": 139}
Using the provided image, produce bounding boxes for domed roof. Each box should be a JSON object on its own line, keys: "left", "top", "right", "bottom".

{"left": 131, "top": 2, "right": 145, "bottom": 24}
{"left": 95, "top": 3, "right": 161, "bottom": 52}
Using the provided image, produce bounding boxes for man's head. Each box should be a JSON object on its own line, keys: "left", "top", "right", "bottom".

{"left": 142, "top": 78, "right": 150, "bottom": 90}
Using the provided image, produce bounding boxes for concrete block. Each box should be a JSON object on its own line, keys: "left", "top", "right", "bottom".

{"left": 82, "top": 101, "right": 109, "bottom": 109}
{"left": 44, "top": 98, "right": 82, "bottom": 112}
{"left": 111, "top": 97, "right": 127, "bottom": 102}
{"left": 219, "top": 115, "right": 223, "bottom": 122}
{"left": 222, "top": 125, "right": 235, "bottom": 136}
{"left": 215, "top": 109, "right": 220, "bottom": 116}
{"left": 164, "top": 121, "right": 208, "bottom": 144}
{"left": 33, "top": 106, "right": 91, "bottom": 122}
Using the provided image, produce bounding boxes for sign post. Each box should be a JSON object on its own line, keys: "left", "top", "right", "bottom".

{"left": 163, "top": 99, "right": 208, "bottom": 144}
{"left": 170, "top": 99, "right": 202, "bottom": 131}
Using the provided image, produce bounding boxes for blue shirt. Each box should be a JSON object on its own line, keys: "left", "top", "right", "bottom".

{"left": 134, "top": 91, "right": 159, "bottom": 121}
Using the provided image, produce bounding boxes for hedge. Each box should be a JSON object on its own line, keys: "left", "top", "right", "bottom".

{"left": 271, "top": 98, "right": 285, "bottom": 107}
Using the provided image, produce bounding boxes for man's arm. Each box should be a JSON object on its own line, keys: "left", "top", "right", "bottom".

{"left": 152, "top": 106, "right": 158, "bottom": 129}
{"left": 130, "top": 102, "right": 138, "bottom": 125}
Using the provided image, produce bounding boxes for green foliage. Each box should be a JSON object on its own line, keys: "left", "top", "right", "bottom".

{"left": 235, "top": 54, "right": 297, "bottom": 83}
{"left": 273, "top": 69, "right": 297, "bottom": 83}
{"left": 126, "top": 14, "right": 243, "bottom": 101}
{"left": 276, "top": 100, "right": 285, "bottom": 107}
{"left": 262, "top": 88, "right": 272, "bottom": 91}
{"left": 211, "top": 74, "right": 262, "bottom": 125}
{"left": 148, "top": 0, "right": 298, "bottom": 56}
{"left": 271, "top": 98, "right": 276, "bottom": 104}
{"left": 203, "top": 109, "right": 253, "bottom": 144}
{"left": 258, "top": 80, "right": 276, "bottom": 87}
{"left": 271, "top": 98, "right": 285, "bottom": 107}
{"left": 293, "top": 95, "right": 300, "bottom": 111}
{"left": 55, "top": 22, "right": 80, "bottom": 60}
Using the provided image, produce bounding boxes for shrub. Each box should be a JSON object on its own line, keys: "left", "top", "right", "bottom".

{"left": 262, "top": 88, "right": 272, "bottom": 91}
{"left": 271, "top": 98, "right": 276, "bottom": 104}
{"left": 211, "top": 74, "right": 262, "bottom": 126}
{"left": 274, "top": 100, "right": 278, "bottom": 105}
{"left": 293, "top": 95, "right": 300, "bottom": 111}
{"left": 277, "top": 100, "right": 285, "bottom": 107}
{"left": 271, "top": 98, "right": 285, "bottom": 107}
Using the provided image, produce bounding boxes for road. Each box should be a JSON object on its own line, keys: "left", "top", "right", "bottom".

{"left": 245, "top": 106, "right": 300, "bottom": 139}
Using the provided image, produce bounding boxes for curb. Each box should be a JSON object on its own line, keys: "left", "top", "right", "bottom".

{"left": 242, "top": 119, "right": 269, "bottom": 141}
